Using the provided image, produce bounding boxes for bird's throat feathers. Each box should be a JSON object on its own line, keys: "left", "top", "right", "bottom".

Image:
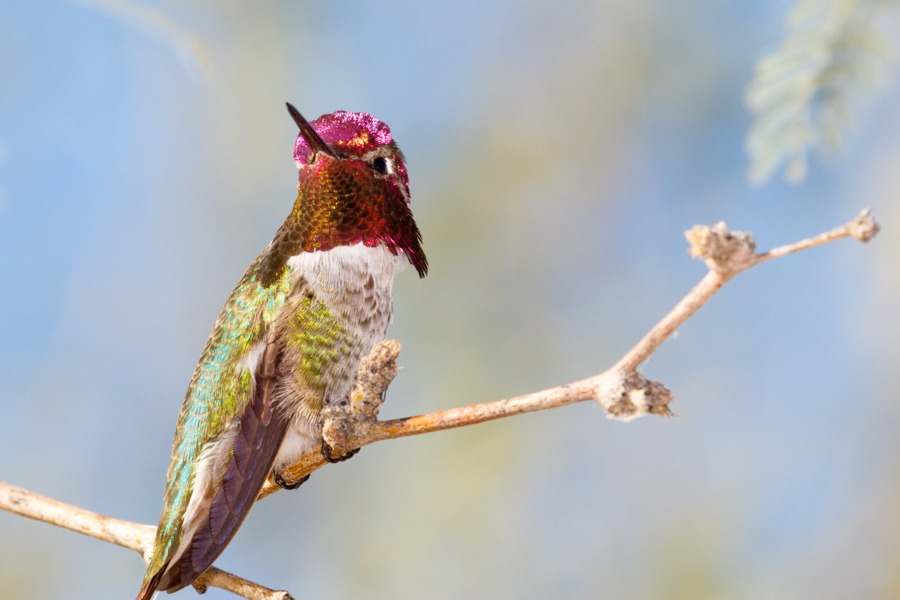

{"left": 258, "top": 113, "right": 427, "bottom": 286}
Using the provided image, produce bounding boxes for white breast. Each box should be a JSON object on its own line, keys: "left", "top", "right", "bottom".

{"left": 274, "top": 243, "right": 406, "bottom": 470}
{"left": 286, "top": 243, "right": 405, "bottom": 297}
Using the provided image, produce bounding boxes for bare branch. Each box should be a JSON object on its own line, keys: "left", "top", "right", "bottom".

{"left": 0, "top": 209, "right": 879, "bottom": 597}
{"left": 0, "top": 480, "right": 155, "bottom": 559}
{"left": 0, "top": 481, "right": 294, "bottom": 600}
{"left": 261, "top": 207, "right": 879, "bottom": 492}
{"left": 757, "top": 206, "right": 880, "bottom": 262}
{"left": 192, "top": 569, "right": 296, "bottom": 600}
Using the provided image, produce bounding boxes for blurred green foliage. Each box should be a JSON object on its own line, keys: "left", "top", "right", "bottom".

{"left": 746, "top": 0, "right": 899, "bottom": 184}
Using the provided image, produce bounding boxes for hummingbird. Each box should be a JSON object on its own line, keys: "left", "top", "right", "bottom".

{"left": 135, "top": 104, "right": 427, "bottom": 600}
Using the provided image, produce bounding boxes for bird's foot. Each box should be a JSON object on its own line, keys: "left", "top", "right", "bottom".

{"left": 274, "top": 469, "right": 310, "bottom": 490}
{"left": 321, "top": 441, "right": 360, "bottom": 463}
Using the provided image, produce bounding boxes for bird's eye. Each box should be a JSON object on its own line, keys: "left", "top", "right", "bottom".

{"left": 371, "top": 157, "right": 390, "bottom": 175}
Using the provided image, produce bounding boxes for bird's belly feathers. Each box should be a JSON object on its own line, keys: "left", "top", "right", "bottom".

{"left": 273, "top": 243, "right": 404, "bottom": 467}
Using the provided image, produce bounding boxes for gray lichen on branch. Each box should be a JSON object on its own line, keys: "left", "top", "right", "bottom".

{"left": 686, "top": 221, "right": 757, "bottom": 275}
{"left": 322, "top": 338, "right": 403, "bottom": 450}
{"left": 258, "top": 340, "right": 403, "bottom": 496}
{"left": 848, "top": 207, "right": 880, "bottom": 242}
{"left": 595, "top": 371, "right": 675, "bottom": 422}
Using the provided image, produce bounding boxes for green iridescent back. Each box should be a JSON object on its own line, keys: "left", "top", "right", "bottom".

{"left": 146, "top": 256, "right": 291, "bottom": 575}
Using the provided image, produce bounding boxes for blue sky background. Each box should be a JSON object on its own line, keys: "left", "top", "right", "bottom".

{"left": 1, "top": 2, "right": 899, "bottom": 599}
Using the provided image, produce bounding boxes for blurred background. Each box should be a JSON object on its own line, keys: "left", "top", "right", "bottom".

{"left": 1, "top": 1, "right": 899, "bottom": 599}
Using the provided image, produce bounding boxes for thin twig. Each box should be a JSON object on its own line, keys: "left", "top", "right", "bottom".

{"left": 0, "top": 208, "right": 879, "bottom": 597}
{"left": 193, "top": 568, "right": 295, "bottom": 600}
{"left": 0, "top": 481, "right": 155, "bottom": 559}
{"left": 0, "top": 481, "right": 293, "bottom": 600}
{"left": 757, "top": 206, "right": 880, "bottom": 262}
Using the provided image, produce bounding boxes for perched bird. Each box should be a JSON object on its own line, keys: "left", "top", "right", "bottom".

{"left": 136, "top": 104, "right": 427, "bottom": 599}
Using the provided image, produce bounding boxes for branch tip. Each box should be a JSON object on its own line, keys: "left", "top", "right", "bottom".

{"left": 848, "top": 206, "right": 879, "bottom": 243}
{"left": 685, "top": 222, "right": 757, "bottom": 275}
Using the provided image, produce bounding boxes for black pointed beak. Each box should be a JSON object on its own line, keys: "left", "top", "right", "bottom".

{"left": 286, "top": 102, "right": 337, "bottom": 158}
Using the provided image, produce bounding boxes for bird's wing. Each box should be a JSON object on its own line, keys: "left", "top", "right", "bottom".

{"left": 159, "top": 337, "right": 289, "bottom": 592}
{"left": 136, "top": 264, "right": 296, "bottom": 600}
